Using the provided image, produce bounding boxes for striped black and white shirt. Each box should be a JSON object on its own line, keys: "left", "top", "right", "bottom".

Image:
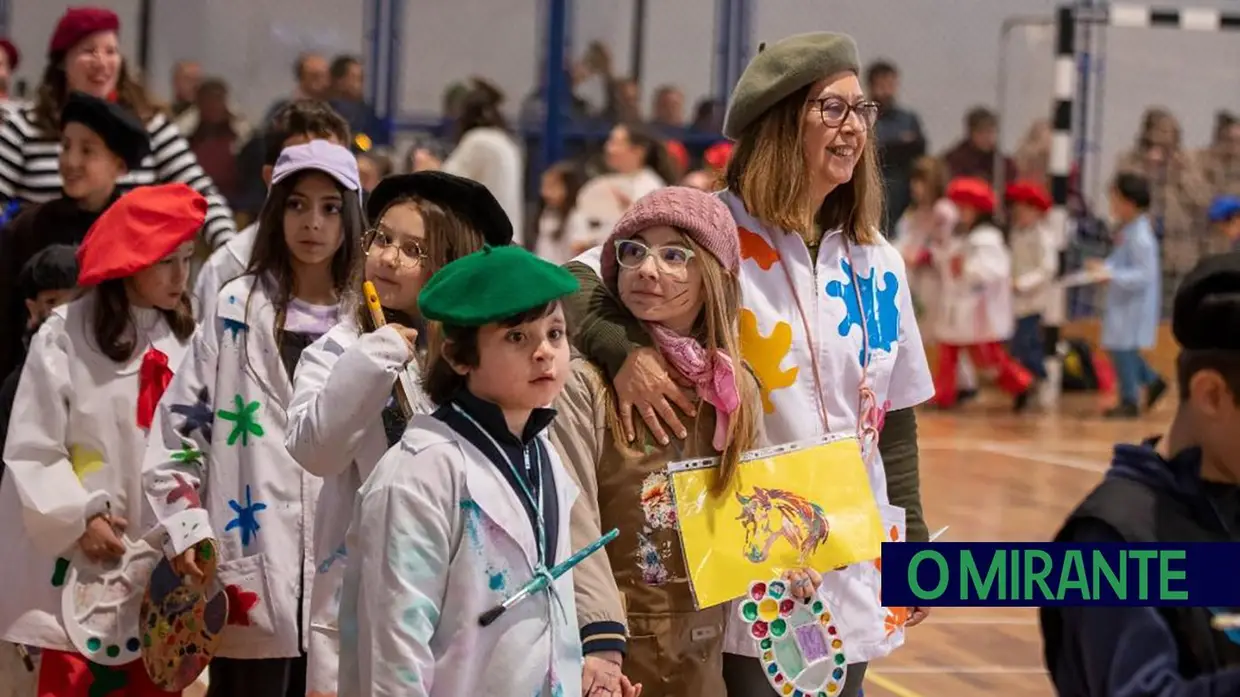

{"left": 0, "top": 106, "right": 237, "bottom": 248}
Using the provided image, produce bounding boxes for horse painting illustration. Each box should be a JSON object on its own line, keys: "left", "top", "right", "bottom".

{"left": 736, "top": 487, "right": 830, "bottom": 563}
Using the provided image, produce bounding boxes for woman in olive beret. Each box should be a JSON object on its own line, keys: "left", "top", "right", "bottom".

{"left": 561, "top": 31, "right": 936, "bottom": 697}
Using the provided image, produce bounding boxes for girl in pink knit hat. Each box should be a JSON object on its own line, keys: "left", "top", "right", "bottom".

{"left": 550, "top": 186, "right": 821, "bottom": 697}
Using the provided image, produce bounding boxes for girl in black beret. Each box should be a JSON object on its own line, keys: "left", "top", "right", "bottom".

{"left": 283, "top": 171, "right": 514, "bottom": 697}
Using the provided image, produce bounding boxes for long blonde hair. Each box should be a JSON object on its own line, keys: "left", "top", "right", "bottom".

{"left": 725, "top": 84, "right": 884, "bottom": 243}
{"left": 603, "top": 235, "right": 759, "bottom": 496}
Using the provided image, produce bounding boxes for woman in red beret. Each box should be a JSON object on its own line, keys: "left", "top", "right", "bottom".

{"left": 0, "top": 7, "right": 236, "bottom": 250}
{"left": 0, "top": 183, "right": 203, "bottom": 697}
{"left": 931, "top": 177, "right": 1034, "bottom": 410}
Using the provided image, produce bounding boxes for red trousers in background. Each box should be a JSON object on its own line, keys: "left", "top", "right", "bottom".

{"left": 37, "top": 648, "right": 177, "bottom": 697}
{"left": 934, "top": 342, "right": 1034, "bottom": 408}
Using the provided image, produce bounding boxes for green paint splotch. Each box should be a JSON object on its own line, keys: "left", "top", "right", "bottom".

{"left": 400, "top": 597, "right": 440, "bottom": 644}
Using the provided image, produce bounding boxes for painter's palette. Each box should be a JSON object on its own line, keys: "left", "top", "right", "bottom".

{"left": 736, "top": 579, "right": 848, "bottom": 697}
{"left": 62, "top": 537, "right": 162, "bottom": 666}
{"left": 139, "top": 539, "right": 228, "bottom": 691}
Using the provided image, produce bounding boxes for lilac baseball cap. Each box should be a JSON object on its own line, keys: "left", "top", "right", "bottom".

{"left": 271, "top": 140, "right": 361, "bottom": 191}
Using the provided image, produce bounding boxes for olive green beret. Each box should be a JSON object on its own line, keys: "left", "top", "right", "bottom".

{"left": 418, "top": 245, "right": 579, "bottom": 327}
{"left": 722, "top": 32, "right": 861, "bottom": 141}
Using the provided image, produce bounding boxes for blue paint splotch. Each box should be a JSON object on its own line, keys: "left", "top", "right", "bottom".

{"left": 825, "top": 258, "right": 902, "bottom": 365}
{"left": 461, "top": 498, "right": 514, "bottom": 595}
{"left": 318, "top": 542, "right": 348, "bottom": 574}
{"left": 460, "top": 498, "right": 484, "bottom": 550}
{"left": 396, "top": 666, "right": 420, "bottom": 686}
{"left": 488, "top": 571, "right": 508, "bottom": 592}
{"left": 224, "top": 484, "right": 267, "bottom": 547}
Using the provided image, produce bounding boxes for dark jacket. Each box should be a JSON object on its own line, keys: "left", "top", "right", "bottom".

{"left": 874, "top": 105, "right": 927, "bottom": 230}
{"left": 0, "top": 195, "right": 111, "bottom": 377}
{"left": 1041, "top": 440, "right": 1240, "bottom": 696}
{"left": 942, "top": 139, "right": 1016, "bottom": 187}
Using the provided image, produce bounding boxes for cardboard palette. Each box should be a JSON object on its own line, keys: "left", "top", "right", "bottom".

{"left": 139, "top": 539, "right": 228, "bottom": 691}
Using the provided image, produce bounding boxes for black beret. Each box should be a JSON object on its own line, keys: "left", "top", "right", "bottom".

{"left": 1172, "top": 251, "right": 1240, "bottom": 352}
{"left": 60, "top": 91, "right": 150, "bottom": 170}
{"left": 366, "top": 172, "right": 513, "bottom": 247}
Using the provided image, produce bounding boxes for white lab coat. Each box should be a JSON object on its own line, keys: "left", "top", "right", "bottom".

{"left": 338, "top": 416, "right": 583, "bottom": 697}
{"left": 285, "top": 319, "right": 432, "bottom": 694}
{"left": 932, "top": 224, "right": 1016, "bottom": 346}
{"left": 0, "top": 297, "right": 189, "bottom": 650}
{"left": 1009, "top": 220, "right": 1058, "bottom": 319}
{"left": 142, "top": 274, "right": 324, "bottom": 660}
{"left": 192, "top": 221, "right": 256, "bottom": 320}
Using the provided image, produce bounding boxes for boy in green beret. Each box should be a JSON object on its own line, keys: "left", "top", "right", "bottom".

{"left": 339, "top": 245, "right": 634, "bottom": 697}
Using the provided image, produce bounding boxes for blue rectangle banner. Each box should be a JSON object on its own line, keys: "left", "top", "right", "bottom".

{"left": 880, "top": 543, "right": 1240, "bottom": 607}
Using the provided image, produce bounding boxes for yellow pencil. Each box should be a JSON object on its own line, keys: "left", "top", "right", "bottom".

{"left": 362, "top": 281, "right": 413, "bottom": 418}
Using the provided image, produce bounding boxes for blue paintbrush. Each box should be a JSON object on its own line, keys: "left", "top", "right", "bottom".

{"left": 478, "top": 528, "right": 619, "bottom": 627}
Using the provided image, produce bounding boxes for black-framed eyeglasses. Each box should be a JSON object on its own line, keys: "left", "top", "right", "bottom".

{"left": 363, "top": 228, "right": 427, "bottom": 268}
{"left": 809, "top": 96, "right": 880, "bottom": 129}
{"left": 614, "top": 238, "right": 696, "bottom": 272}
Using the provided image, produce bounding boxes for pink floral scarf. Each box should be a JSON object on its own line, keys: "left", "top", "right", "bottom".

{"left": 646, "top": 323, "right": 740, "bottom": 451}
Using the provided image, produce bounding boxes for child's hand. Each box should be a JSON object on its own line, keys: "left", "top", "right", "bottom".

{"left": 172, "top": 545, "right": 207, "bottom": 584}
{"left": 619, "top": 674, "right": 643, "bottom": 697}
{"left": 582, "top": 653, "right": 623, "bottom": 696}
{"left": 387, "top": 323, "right": 419, "bottom": 360}
{"left": 78, "top": 514, "right": 127, "bottom": 562}
{"left": 782, "top": 567, "right": 823, "bottom": 601}
{"left": 906, "top": 606, "right": 931, "bottom": 627}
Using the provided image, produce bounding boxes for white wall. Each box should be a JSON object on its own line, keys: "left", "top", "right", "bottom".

{"left": 8, "top": 0, "right": 1238, "bottom": 184}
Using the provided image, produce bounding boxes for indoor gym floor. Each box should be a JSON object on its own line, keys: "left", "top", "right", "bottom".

{"left": 863, "top": 390, "right": 1173, "bottom": 697}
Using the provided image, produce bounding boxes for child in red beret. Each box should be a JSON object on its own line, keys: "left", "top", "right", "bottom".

{"left": 1005, "top": 180, "right": 1056, "bottom": 405}
{"left": 931, "top": 177, "right": 1034, "bottom": 410}
{"left": 0, "top": 183, "right": 204, "bottom": 697}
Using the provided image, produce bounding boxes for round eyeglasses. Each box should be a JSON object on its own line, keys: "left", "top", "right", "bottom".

{"left": 364, "top": 229, "right": 427, "bottom": 268}
{"left": 809, "top": 96, "right": 879, "bottom": 129}
{"left": 614, "top": 238, "right": 696, "bottom": 273}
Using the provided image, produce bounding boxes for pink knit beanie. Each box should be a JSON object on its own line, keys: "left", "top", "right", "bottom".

{"left": 601, "top": 186, "right": 739, "bottom": 295}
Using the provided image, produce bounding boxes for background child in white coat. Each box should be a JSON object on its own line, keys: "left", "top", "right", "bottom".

{"left": 0, "top": 183, "right": 204, "bottom": 697}
{"left": 338, "top": 245, "right": 588, "bottom": 697}
{"left": 142, "top": 142, "right": 364, "bottom": 697}
{"left": 1005, "top": 181, "right": 1057, "bottom": 402}
{"left": 283, "top": 171, "right": 513, "bottom": 696}
{"left": 931, "top": 177, "right": 1034, "bottom": 410}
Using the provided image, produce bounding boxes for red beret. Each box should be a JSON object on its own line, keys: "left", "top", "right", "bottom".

{"left": 48, "top": 7, "right": 119, "bottom": 57}
{"left": 665, "top": 140, "right": 688, "bottom": 174}
{"left": 1005, "top": 180, "right": 1052, "bottom": 212}
{"left": 77, "top": 183, "right": 206, "bottom": 287}
{"left": 0, "top": 39, "right": 19, "bottom": 71}
{"left": 946, "top": 177, "right": 996, "bottom": 216}
{"left": 704, "top": 141, "right": 733, "bottom": 172}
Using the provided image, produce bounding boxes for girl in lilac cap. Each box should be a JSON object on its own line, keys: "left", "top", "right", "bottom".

{"left": 142, "top": 141, "right": 364, "bottom": 697}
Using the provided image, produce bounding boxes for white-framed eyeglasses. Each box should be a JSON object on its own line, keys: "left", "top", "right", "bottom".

{"left": 614, "top": 238, "right": 696, "bottom": 272}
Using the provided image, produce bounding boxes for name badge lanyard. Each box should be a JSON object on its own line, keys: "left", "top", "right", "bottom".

{"left": 771, "top": 235, "right": 878, "bottom": 457}
{"left": 451, "top": 404, "right": 548, "bottom": 573}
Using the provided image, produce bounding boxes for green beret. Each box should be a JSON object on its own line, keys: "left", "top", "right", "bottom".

{"left": 723, "top": 32, "right": 861, "bottom": 141}
{"left": 418, "top": 245, "right": 579, "bottom": 327}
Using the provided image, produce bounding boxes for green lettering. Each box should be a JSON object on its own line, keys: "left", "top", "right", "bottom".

{"left": 908, "top": 550, "right": 949, "bottom": 600}
{"left": 1024, "top": 550, "right": 1054, "bottom": 601}
{"left": 962, "top": 550, "right": 1004, "bottom": 600}
{"left": 1010, "top": 546, "right": 1019, "bottom": 600}
{"left": 1159, "top": 550, "right": 1188, "bottom": 601}
{"left": 1057, "top": 550, "right": 1090, "bottom": 601}
{"left": 1129, "top": 550, "right": 1158, "bottom": 600}
{"left": 1091, "top": 549, "right": 1126, "bottom": 600}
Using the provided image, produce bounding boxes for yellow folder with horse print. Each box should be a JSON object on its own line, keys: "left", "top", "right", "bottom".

{"left": 668, "top": 434, "right": 884, "bottom": 609}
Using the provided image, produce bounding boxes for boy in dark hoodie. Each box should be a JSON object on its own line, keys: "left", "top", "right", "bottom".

{"left": 0, "top": 91, "right": 149, "bottom": 379}
{"left": 0, "top": 244, "right": 78, "bottom": 479}
{"left": 1041, "top": 251, "right": 1240, "bottom": 696}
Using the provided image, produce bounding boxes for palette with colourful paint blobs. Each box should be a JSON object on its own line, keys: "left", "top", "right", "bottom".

{"left": 736, "top": 579, "right": 848, "bottom": 697}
